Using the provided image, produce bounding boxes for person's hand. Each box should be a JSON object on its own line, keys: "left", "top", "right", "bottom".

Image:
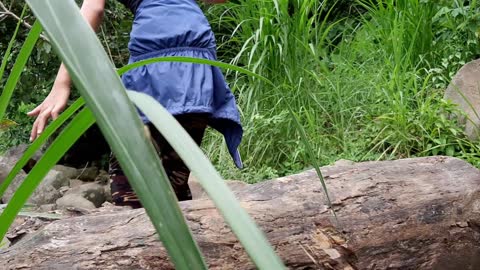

{"left": 27, "top": 86, "right": 70, "bottom": 142}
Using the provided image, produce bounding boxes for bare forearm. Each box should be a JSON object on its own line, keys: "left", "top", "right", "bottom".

{"left": 54, "top": 0, "right": 105, "bottom": 89}
{"left": 53, "top": 65, "right": 71, "bottom": 89}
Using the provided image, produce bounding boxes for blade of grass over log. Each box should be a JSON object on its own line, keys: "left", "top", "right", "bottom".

{"left": 26, "top": 0, "right": 208, "bottom": 268}
{"left": 285, "top": 81, "right": 334, "bottom": 218}
{"left": 0, "top": 204, "right": 62, "bottom": 220}
{"left": 128, "top": 90, "right": 286, "bottom": 269}
{"left": 290, "top": 109, "right": 336, "bottom": 218}
{"left": 0, "top": 108, "right": 95, "bottom": 240}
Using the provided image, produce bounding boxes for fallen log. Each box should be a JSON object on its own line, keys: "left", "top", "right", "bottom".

{"left": 1, "top": 156, "right": 480, "bottom": 269}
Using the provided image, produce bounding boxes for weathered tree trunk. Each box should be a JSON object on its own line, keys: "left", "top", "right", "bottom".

{"left": 2, "top": 156, "right": 480, "bottom": 269}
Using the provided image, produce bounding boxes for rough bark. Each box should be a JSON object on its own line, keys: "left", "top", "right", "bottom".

{"left": 2, "top": 156, "right": 480, "bottom": 270}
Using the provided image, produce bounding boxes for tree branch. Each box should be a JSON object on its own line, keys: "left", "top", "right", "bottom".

{"left": 0, "top": 1, "right": 49, "bottom": 42}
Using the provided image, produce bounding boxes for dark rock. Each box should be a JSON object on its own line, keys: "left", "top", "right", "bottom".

{"left": 104, "top": 185, "right": 112, "bottom": 203}
{"left": 43, "top": 170, "right": 70, "bottom": 190}
{"left": 56, "top": 124, "right": 110, "bottom": 170}
{"left": 69, "top": 179, "right": 85, "bottom": 188}
{"left": 2, "top": 144, "right": 44, "bottom": 173}
{"left": 94, "top": 170, "right": 110, "bottom": 185}
{"left": 63, "top": 182, "right": 106, "bottom": 208}
{"left": 53, "top": 165, "right": 79, "bottom": 179}
{"left": 0, "top": 156, "right": 15, "bottom": 188}
{"left": 3, "top": 169, "right": 69, "bottom": 205}
{"left": 76, "top": 167, "right": 99, "bottom": 182}
{"left": 56, "top": 194, "right": 96, "bottom": 210}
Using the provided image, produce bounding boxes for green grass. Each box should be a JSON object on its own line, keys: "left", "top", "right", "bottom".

{"left": 0, "top": 0, "right": 287, "bottom": 268}
{"left": 2, "top": 0, "right": 479, "bottom": 182}
{"left": 203, "top": 0, "right": 480, "bottom": 181}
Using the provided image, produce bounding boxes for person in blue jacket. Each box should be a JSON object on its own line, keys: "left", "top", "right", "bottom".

{"left": 28, "top": 0, "right": 242, "bottom": 208}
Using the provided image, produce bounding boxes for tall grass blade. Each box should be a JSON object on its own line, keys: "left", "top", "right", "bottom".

{"left": 128, "top": 90, "right": 285, "bottom": 269}
{"left": 0, "top": 21, "right": 42, "bottom": 120}
{"left": 0, "top": 107, "right": 95, "bottom": 240}
{"left": 0, "top": 5, "right": 28, "bottom": 83}
{"left": 118, "top": 56, "right": 270, "bottom": 84}
{"left": 290, "top": 110, "right": 336, "bottom": 218}
{"left": 26, "top": 0, "right": 208, "bottom": 268}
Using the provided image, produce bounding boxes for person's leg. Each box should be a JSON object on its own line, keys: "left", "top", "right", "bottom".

{"left": 108, "top": 114, "right": 208, "bottom": 207}
{"left": 148, "top": 114, "right": 208, "bottom": 201}
{"left": 109, "top": 154, "right": 142, "bottom": 208}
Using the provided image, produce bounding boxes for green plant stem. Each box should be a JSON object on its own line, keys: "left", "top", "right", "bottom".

{"left": 0, "top": 21, "right": 43, "bottom": 120}
{"left": 0, "top": 5, "right": 28, "bottom": 83}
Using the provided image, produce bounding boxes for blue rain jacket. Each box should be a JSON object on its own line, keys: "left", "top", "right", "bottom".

{"left": 119, "top": 0, "right": 243, "bottom": 168}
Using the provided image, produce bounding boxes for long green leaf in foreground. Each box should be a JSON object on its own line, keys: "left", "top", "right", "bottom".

{"left": 128, "top": 91, "right": 285, "bottom": 269}
{"left": 27, "top": 0, "right": 207, "bottom": 268}
{"left": 0, "top": 5, "right": 28, "bottom": 83}
{"left": 0, "top": 108, "right": 95, "bottom": 240}
{"left": 0, "top": 21, "right": 43, "bottom": 120}
{"left": 0, "top": 98, "right": 85, "bottom": 198}
{"left": 118, "top": 56, "right": 270, "bottom": 84}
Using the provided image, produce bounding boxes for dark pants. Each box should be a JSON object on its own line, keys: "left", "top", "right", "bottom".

{"left": 108, "top": 114, "right": 208, "bottom": 208}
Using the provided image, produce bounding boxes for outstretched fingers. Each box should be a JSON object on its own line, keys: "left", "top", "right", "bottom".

{"left": 29, "top": 106, "right": 53, "bottom": 142}
{"left": 27, "top": 105, "right": 42, "bottom": 117}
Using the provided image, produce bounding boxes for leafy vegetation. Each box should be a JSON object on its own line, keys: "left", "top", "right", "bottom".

{"left": 1, "top": 0, "right": 479, "bottom": 267}
{"left": 0, "top": 0, "right": 285, "bottom": 268}
{"left": 204, "top": 0, "right": 480, "bottom": 180}
{"left": 1, "top": 0, "right": 480, "bottom": 182}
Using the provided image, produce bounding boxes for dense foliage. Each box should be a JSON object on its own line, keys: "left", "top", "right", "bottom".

{"left": 1, "top": 1, "right": 284, "bottom": 266}
{"left": 1, "top": 0, "right": 480, "bottom": 182}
